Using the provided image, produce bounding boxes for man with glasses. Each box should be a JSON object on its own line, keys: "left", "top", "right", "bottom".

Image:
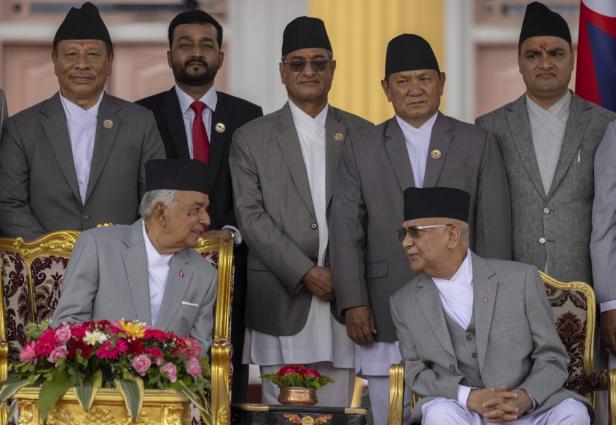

{"left": 230, "top": 16, "right": 371, "bottom": 406}
{"left": 330, "top": 34, "right": 511, "bottom": 425}
{"left": 391, "top": 186, "right": 590, "bottom": 424}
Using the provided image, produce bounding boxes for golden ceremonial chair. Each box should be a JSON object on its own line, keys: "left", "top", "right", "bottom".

{"left": 387, "top": 271, "right": 616, "bottom": 425}
{"left": 0, "top": 232, "right": 235, "bottom": 425}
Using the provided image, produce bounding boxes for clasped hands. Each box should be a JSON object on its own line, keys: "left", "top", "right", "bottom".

{"left": 467, "top": 386, "right": 533, "bottom": 423}
{"left": 302, "top": 266, "right": 335, "bottom": 302}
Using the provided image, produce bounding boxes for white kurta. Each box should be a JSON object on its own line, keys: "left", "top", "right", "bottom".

{"left": 59, "top": 92, "right": 104, "bottom": 204}
{"left": 142, "top": 223, "right": 172, "bottom": 326}
{"left": 242, "top": 100, "right": 354, "bottom": 369}
{"left": 355, "top": 112, "right": 438, "bottom": 377}
{"left": 527, "top": 91, "right": 571, "bottom": 195}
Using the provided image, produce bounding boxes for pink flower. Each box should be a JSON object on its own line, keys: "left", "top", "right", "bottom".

{"left": 34, "top": 329, "right": 59, "bottom": 357}
{"left": 131, "top": 354, "right": 152, "bottom": 376}
{"left": 176, "top": 337, "right": 201, "bottom": 358}
{"left": 186, "top": 357, "right": 202, "bottom": 378}
{"left": 95, "top": 338, "right": 129, "bottom": 360}
{"left": 48, "top": 345, "right": 68, "bottom": 363}
{"left": 55, "top": 325, "right": 72, "bottom": 344}
{"left": 160, "top": 362, "right": 177, "bottom": 383}
{"left": 19, "top": 342, "right": 37, "bottom": 364}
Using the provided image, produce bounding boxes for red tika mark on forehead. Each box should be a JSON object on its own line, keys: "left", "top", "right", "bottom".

{"left": 539, "top": 41, "right": 548, "bottom": 51}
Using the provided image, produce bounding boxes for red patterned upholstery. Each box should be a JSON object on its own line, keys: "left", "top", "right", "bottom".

{"left": 31, "top": 256, "right": 70, "bottom": 323}
{"left": 545, "top": 283, "right": 588, "bottom": 394}
{"left": 0, "top": 250, "right": 32, "bottom": 362}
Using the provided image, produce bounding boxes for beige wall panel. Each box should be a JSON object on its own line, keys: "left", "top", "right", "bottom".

{"left": 2, "top": 43, "right": 57, "bottom": 115}
{"left": 310, "top": 0, "right": 445, "bottom": 124}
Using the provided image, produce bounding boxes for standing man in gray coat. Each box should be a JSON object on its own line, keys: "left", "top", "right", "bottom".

{"left": 476, "top": 1, "right": 616, "bottom": 284}
{"left": 330, "top": 34, "right": 510, "bottom": 425}
{"left": 230, "top": 17, "right": 371, "bottom": 407}
{"left": 391, "top": 187, "right": 590, "bottom": 424}
{"left": 0, "top": 2, "right": 165, "bottom": 240}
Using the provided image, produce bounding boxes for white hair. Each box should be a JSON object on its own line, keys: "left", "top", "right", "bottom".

{"left": 139, "top": 189, "right": 177, "bottom": 218}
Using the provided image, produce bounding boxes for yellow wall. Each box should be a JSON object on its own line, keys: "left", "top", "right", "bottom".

{"left": 309, "top": 0, "right": 445, "bottom": 124}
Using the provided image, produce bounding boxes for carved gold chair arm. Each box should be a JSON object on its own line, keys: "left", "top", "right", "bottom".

{"left": 387, "top": 363, "right": 405, "bottom": 425}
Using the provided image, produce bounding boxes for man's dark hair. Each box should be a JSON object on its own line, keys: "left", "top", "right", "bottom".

{"left": 168, "top": 10, "right": 223, "bottom": 48}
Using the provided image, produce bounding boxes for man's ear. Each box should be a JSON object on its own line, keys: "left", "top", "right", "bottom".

{"left": 153, "top": 203, "right": 167, "bottom": 226}
{"left": 447, "top": 225, "right": 462, "bottom": 248}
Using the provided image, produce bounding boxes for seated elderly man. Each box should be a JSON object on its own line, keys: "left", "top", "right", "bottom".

{"left": 389, "top": 187, "right": 591, "bottom": 425}
{"left": 53, "top": 159, "right": 217, "bottom": 352}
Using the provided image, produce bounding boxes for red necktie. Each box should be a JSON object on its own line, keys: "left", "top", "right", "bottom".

{"left": 190, "top": 101, "right": 209, "bottom": 164}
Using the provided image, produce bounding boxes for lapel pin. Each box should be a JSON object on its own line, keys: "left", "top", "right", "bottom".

{"left": 215, "top": 122, "right": 226, "bottom": 134}
{"left": 179, "top": 271, "right": 184, "bottom": 278}
{"left": 103, "top": 119, "right": 113, "bottom": 129}
{"left": 334, "top": 132, "right": 344, "bottom": 142}
{"left": 431, "top": 149, "right": 441, "bottom": 160}
{"left": 483, "top": 295, "right": 489, "bottom": 302}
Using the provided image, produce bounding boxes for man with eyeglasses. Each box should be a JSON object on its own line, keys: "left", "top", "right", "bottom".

{"left": 330, "top": 34, "right": 511, "bottom": 425}
{"left": 390, "top": 186, "right": 590, "bottom": 424}
{"left": 229, "top": 16, "right": 371, "bottom": 406}
{"left": 137, "top": 9, "right": 262, "bottom": 402}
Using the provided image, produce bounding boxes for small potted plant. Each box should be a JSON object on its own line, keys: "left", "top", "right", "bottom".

{"left": 261, "top": 365, "right": 333, "bottom": 406}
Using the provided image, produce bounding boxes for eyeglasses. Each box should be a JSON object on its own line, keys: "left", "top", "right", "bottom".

{"left": 396, "top": 224, "right": 452, "bottom": 241}
{"left": 282, "top": 57, "right": 331, "bottom": 72}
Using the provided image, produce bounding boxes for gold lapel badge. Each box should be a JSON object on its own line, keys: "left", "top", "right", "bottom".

{"left": 215, "top": 122, "right": 226, "bottom": 134}
{"left": 103, "top": 119, "right": 113, "bottom": 129}
{"left": 334, "top": 132, "right": 344, "bottom": 142}
{"left": 431, "top": 149, "right": 441, "bottom": 160}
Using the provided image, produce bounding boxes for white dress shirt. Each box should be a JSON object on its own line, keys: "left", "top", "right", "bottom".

{"left": 142, "top": 223, "right": 173, "bottom": 327}
{"left": 59, "top": 92, "right": 104, "bottom": 204}
{"left": 175, "top": 85, "right": 217, "bottom": 157}
{"left": 396, "top": 112, "right": 438, "bottom": 188}
{"left": 242, "top": 100, "right": 354, "bottom": 369}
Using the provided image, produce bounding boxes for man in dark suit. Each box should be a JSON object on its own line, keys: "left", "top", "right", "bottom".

{"left": 330, "top": 34, "right": 511, "bottom": 425}
{"left": 0, "top": 2, "right": 165, "bottom": 241}
{"left": 137, "top": 9, "right": 262, "bottom": 402}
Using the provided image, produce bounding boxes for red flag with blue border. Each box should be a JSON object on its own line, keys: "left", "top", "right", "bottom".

{"left": 576, "top": 0, "right": 616, "bottom": 112}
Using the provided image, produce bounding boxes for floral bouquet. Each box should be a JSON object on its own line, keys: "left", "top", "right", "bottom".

{"left": 261, "top": 365, "right": 333, "bottom": 389}
{"left": 0, "top": 320, "right": 211, "bottom": 423}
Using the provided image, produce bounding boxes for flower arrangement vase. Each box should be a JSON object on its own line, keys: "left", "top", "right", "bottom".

{"left": 13, "top": 387, "right": 192, "bottom": 425}
{"left": 277, "top": 387, "right": 318, "bottom": 406}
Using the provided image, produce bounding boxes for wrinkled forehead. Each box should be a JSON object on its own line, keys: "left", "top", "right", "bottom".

{"left": 284, "top": 47, "right": 331, "bottom": 60}
{"left": 174, "top": 190, "right": 209, "bottom": 206}
{"left": 520, "top": 35, "right": 571, "bottom": 52}
{"left": 55, "top": 39, "right": 109, "bottom": 52}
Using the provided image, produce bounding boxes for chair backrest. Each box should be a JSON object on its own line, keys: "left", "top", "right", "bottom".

{"left": 539, "top": 271, "right": 595, "bottom": 401}
{"left": 0, "top": 232, "right": 78, "bottom": 368}
{"left": 194, "top": 237, "right": 234, "bottom": 425}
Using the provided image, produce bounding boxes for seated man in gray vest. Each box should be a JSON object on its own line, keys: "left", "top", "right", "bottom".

{"left": 390, "top": 187, "right": 590, "bottom": 424}
{"left": 53, "top": 159, "right": 217, "bottom": 353}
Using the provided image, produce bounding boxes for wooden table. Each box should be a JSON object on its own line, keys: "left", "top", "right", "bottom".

{"left": 232, "top": 403, "right": 369, "bottom": 425}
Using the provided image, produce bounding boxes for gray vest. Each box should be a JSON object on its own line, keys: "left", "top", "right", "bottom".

{"left": 444, "top": 312, "right": 484, "bottom": 388}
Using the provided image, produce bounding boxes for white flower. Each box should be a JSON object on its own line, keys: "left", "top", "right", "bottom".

{"left": 83, "top": 330, "right": 108, "bottom": 346}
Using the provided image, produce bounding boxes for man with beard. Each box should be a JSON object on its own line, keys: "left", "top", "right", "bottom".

{"left": 137, "top": 9, "right": 262, "bottom": 402}
{"left": 0, "top": 2, "right": 165, "bottom": 240}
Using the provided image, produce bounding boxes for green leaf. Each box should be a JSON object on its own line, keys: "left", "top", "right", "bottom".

{"left": 75, "top": 369, "right": 102, "bottom": 412}
{"left": 39, "top": 369, "right": 72, "bottom": 421}
{"left": 0, "top": 379, "right": 29, "bottom": 402}
{"left": 115, "top": 377, "right": 144, "bottom": 423}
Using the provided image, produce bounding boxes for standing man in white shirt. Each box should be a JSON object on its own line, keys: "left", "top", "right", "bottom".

{"left": 0, "top": 1, "right": 165, "bottom": 240}
{"left": 137, "top": 9, "right": 262, "bottom": 402}
{"left": 230, "top": 16, "right": 371, "bottom": 406}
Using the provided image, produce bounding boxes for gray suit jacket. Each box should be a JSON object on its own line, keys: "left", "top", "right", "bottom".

{"left": 477, "top": 93, "right": 616, "bottom": 284}
{"left": 0, "top": 89, "right": 7, "bottom": 139}
{"left": 52, "top": 220, "right": 217, "bottom": 352}
{"left": 330, "top": 113, "right": 511, "bottom": 342}
{"left": 229, "top": 103, "right": 371, "bottom": 335}
{"left": 390, "top": 254, "right": 590, "bottom": 423}
{"left": 0, "top": 92, "right": 166, "bottom": 241}
{"left": 591, "top": 120, "right": 616, "bottom": 304}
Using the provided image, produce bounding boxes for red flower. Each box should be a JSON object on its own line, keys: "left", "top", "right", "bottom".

{"left": 276, "top": 365, "right": 302, "bottom": 377}
{"left": 128, "top": 339, "right": 147, "bottom": 355}
{"left": 144, "top": 329, "right": 168, "bottom": 341}
{"left": 176, "top": 337, "right": 201, "bottom": 358}
{"left": 95, "top": 338, "right": 129, "bottom": 360}
{"left": 34, "top": 328, "right": 59, "bottom": 357}
{"left": 300, "top": 368, "right": 321, "bottom": 378}
{"left": 67, "top": 340, "right": 92, "bottom": 359}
